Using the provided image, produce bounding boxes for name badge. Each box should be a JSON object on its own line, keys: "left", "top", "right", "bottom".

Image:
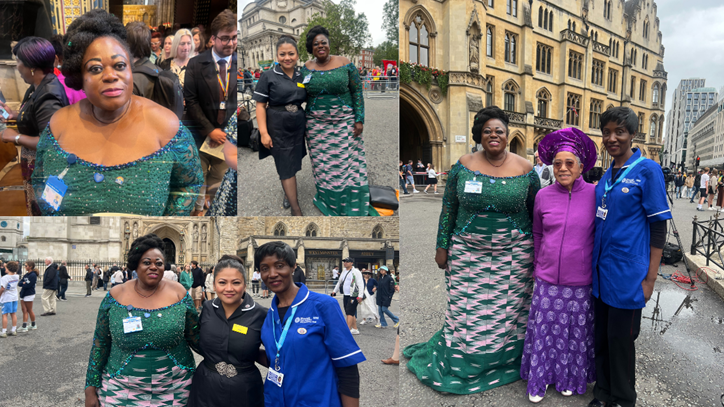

{"left": 267, "top": 368, "right": 285, "bottom": 387}
{"left": 464, "top": 180, "right": 483, "bottom": 194}
{"left": 219, "top": 102, "right": 226, "bottom": 110}
{"left": 596, "top": 206, "right": 608, "bottom": 220}
{"left": 303, "top": 74, "right": 312, "bottom": 84}
{"left": 232, "top": 324, "right": 248, "bottom": 334}
{"left": 41, "top": 176, "right": 67, "bottom": 211}
{"left": 297, "top": 82, "right": 305, "bottom": 88}
{"left": 123, "top": 316, "right": 143, "bottom": 334}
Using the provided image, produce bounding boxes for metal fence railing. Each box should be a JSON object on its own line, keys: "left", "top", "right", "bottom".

{"left": 690, "top": 214, "right": 724, "bottom": 269}
{"left": 14, "top": 259, "right": 216, "bottom": 281}
{"left": 362, "top": 76, "right": 398, "bottom": 98}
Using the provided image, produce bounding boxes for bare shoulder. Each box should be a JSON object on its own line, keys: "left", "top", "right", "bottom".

{"left": 48, "top": 103, "right": 80, "bottom": 135}
{"left": 138, "top": 96, "right": 180, "bottom": 144}
{"left": 458, "top": 153, "right": 475, "bottom": 167}
{"left": 512, "top": 153, "right": 534, "bottom": 172}
{"left": 166, "top": 280, "right": 187, "bottom": 300}
{"left": 337, "top": 56, "right": 352, "bottom": 65}
{"left": 109, "top": 282, "right": 127, "bottom": 301}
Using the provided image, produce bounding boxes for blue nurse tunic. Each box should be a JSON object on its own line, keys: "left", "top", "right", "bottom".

{"left": 261, "top": 283, "right": 366, "bottom": 406}
{"left": 592, "top": 148, "right": 672, "bottom": 309}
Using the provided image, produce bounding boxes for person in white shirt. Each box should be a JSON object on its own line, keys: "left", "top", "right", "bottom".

{"left": 534, "top": 152, "right": 554, "bottom": 187}
{"left": 204, "top": 268, "right": 216, "bottom": 300}
{"left": 697, "top": 168, "right": 710, "bottom": 211}
{"left": 251, "top": 270, "right": 261, "bottom": 296}
{"left": 424, "top": 163, "right": 439, "bottom": 194}
{"left": 332, "top": 258, "right": 364, "bottom": 335}
{"left": 0, "top": 261, "right": 20, "bottom": 337}
{"left": 332, "top": 267, "right": 339, "bottom": 280}
{"left": 112, "top": 268, "right": 125, "bottom": 287}
{"left": 162, "top": 265, "right": 178, "bottom": 283}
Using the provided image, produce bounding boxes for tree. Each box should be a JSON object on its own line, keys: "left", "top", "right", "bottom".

{"left": 382, "top": 0, "right": 399, "bottom": 45}
{"left": 299, "top": 0, "right": 372, "bottom": 62}
{"left": 373, "top": 40, "right": 399, "bottom": 67}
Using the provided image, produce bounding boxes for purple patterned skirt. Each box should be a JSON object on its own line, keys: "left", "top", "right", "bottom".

{"left": 519, "top": 277, "right": 596, "bottom": 397}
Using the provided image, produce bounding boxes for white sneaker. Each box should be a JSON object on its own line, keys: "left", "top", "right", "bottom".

{"left": 16, "top": 327, "right": 28, "bottom": 333}
{"left": 528, "top": 385, "right": 548, "bottom": 403}
{"left": 359, "top": 320, "right": 366, "bottom": 325}
{"left": 29, "top": 325, "right": 37, "bottom": 330}
{"left": 350, "top": 329, "right": 360, "bottom": 335}
{"left": 561, "top": 390, "right": 573, "bottom": 397}
{"left": 710, "top": 207, "right": 716, "bottom": 210}
{"left": 412, "top": 189, "right": 419, "bottom": 193}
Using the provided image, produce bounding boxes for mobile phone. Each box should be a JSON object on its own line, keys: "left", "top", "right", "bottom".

{"left": 0, "top": 108, "right": 8, "bottom": 121}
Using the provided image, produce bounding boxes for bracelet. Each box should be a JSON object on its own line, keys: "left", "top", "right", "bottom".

{"left": 14, "top": 135, "right": 20, "bottom": 145}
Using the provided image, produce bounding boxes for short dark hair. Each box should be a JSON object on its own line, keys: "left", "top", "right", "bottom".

{"left": 600, "top": 106, "right": 638, "bottom": 135}
{"left": 49, "top": 34, "right": 65, "bottom": 60}
{"left": 210, "top": 9, "right": 236, "bottom": 37}
{"left": 126, "top": 21, "right": 152, "bottom": 60}
{"left": 126, "top": 234, "right": 165, "bottom": 271}
{"left": 6, "top": 261, "right": 19, "bottom": 273}
{"left": 276, "top": 35, "right": 298, "bottom": 53}
{"left": 305, "top": 25, "right": 329, "bottom": 54}
{"left": 26, "top": 261, "right": 35, "bottom": 271}
{"left": 254, "top": 241, "right": 296, "bottom": 269}
{"left": 62, "top": 9, "right": 129, "bottom": 91}
{"left": 13, "top": 37, "right": 56, "bottom": 75}
{"left": 191, "top": 260, "right": 198, "bottom": 266}
{"left": 472, "top": 106, "right": 509, "bottom": 144}
{"left": 213, "top": 256, "right": 246, "bottom": 284}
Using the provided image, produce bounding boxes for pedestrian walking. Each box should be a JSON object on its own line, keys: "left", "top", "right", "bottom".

{"left": 358, "top": 270, "right": 379, "bottom": 325}
{"left": 404, "top": 160, "right": 418, "bottom": 193}
{"left": 399, "top": 161, "right": 410, "bottom": 194}
{"left": 102, "top": 265, "right": 110, "bottom": 291}
{"left": 0, "top": 261, "right": 20, "bottom": 338}
{"left": 204, "top": 267, "right": 216, "bottom": 300}
{"left": 684, "top": 172, "right": 694, "bottom": 200}
{"left": 17, "top": 261, "right": 37, "bottom": 332}
{"left": 424, "top": 163, "right": 439, "bottom": 194}
{"left": 57, "top": 261, "right": 70, "bottom": 301}
{"left": 691, "top": 169, "right": 702, "bottom": 202}
{"left": 708, "top": 169, "right": 719, "bottom": 210}
{"left": 180, "top": 264, "right": 193, "bottom": 291}
{"left": 112, "top": 267, "right": 125, "bottom": 287}
{"left": 697, "top": 168, "right": 710, "bottom": 211}
{"left": 674, "top": 171, "right": 684, "bottom": 199}
{"left": 191, "top": 261, "right": 205, "bottom": 312}
{"left": 332, "top": 257, "right": 364, "bottom": 335}
{"left": 251, "top": 269, "right": 261, "bottom": 295}
{"left": 375, "top": 266, "right": 399, "bottom": 329}
{"left": 40, "top": 257, "right": 58, "bottom": 316}
{"left": 91, "top": 264, "right": 100, "bottom": 290}
{"left": 84, "top": 265, "right": 93, "bottom": 297}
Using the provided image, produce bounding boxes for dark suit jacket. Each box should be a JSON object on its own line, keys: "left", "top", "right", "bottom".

{"left": 293, "top": 266, "right": 306, "bottom": 285}
{"left": 17, "top": 73, "right": 69, "bottom": 137}
{"left": 42, "top": 264, "right": 59, "bottom": 291}
{"left": 183, "top": 49, "right": 237, "bottom": 145}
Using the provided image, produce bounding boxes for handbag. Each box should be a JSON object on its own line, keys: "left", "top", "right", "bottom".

{"left": 249, "top": 128, "right": 260, "bottom": 152}
{"left": 369, "top": 185, "right": 399, "bottom": 210}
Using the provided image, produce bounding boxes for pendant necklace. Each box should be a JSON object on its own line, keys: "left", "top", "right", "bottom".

{"left": 485, "top": 150, "right": 508, "bottom": 167}
{"left": 92, "top": 101, "right": 130, "bottom": 125}
{"left": 134, "top": 280, "right": 159, "bottom": 298}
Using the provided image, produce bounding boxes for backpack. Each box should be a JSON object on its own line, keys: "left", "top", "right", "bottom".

{"left": 133, "top": 63, "right": 184, "bottom": 120}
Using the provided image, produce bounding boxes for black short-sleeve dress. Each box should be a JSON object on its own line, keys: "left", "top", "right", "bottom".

{"left": 252, "top": 65, "right": 307, "bottom": 180}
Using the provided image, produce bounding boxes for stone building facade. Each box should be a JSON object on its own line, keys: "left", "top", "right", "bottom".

{"left": 238, "top": 217, "right": 400, "bottom": 281}
{"left": 239, "top": 0, "right": 326, "bottom": 69}
{"left": 400, "top": 0, "right": 667, "bottom": 172}
{"left": 0, "top": 218, "right": 25, "bottom": 260}
{"left": 688, "top": 99, "right": 724, "bottom": 169}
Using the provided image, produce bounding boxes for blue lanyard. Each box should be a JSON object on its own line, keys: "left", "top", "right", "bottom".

{"left": 602, "top": 156, "right": 645, "bottom": 208}
{"left": 272, "top": 305, "right": 298, "bottom": 371}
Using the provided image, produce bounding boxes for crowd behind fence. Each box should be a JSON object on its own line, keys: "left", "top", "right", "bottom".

{"left": 12, "top": 259, "right": 217, "bottom": 281}
{"left": 691, "top": 215, "right": 724, "bottom": 270}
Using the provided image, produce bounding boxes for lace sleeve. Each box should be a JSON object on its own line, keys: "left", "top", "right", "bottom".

{"left": 164, "top": 126, "right": 204, "bottom": 216}
{"left": 183, "top": 294, "right": 201, "bottom": 355}
{"left": 436, "top": 163, "right": 461, "bottom": 249}
{"left": 527, "top": 170, "right": 541, "bottom": 221}
{"left": 347, "top": 64, "right": 365, "bottom": 124}
{"left": 85, "top": 294, "right": 113, "bottom": 389}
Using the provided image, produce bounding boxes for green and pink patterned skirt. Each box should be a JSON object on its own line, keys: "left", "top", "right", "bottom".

{"left": 305, "top": 104, "right": 378, "bottom": 216}
{"left": 404, "top": 213, "right": 534, "bottom": 394}
{"left": 98, "top": 349, "right": 193, "bottom": 406}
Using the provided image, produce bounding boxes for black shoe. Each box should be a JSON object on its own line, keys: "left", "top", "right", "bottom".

{"left": 282, "top": 197, "right": 291, "bottom": 209}
{"left": 587, "top": 399, "right": 606, "bottom": 407}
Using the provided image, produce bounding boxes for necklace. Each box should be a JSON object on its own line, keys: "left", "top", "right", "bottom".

{"left": 316, "top": 56, "right": 332, "bottom": 67}
{"left": 134, "top": 280, "right": 159, "bottom": 298}
{"left": 484, "top": 150, "right": 508, "bottom": 167}
{"left": 92, "top": 101, "right": 130, "bottom": 125}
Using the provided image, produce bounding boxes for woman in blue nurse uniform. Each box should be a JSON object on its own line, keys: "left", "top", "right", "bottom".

{"left": 587, "top": 107, "right": 670, "bottom": 407}
{"left": 257, "top": 241, "right": 365, "bottom": 407}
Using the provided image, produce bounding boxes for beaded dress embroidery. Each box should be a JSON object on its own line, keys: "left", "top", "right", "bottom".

{"left": 32, "top": 124, "right": 203, "bottom": 216}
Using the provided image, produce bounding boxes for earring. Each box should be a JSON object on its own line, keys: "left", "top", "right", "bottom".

{"left": 30, "top": 69, "right": 35, "bottom": 76}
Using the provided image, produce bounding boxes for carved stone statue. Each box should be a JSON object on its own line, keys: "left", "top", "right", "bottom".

{"left": 469, "top": 35, "right": 480, "bottom": 73}
{"left": 201, "top": 225, "right": 207, "bottom": 253}
{"left": 132, "top": 222, "right": 138, "bottom": 240}
{"left": 192, "top": 225, "right": 199, "bottom": 252}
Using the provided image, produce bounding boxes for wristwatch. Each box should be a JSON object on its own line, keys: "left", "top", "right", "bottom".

{"left": 14, "top": 135, "right": 20, "bottom": 145}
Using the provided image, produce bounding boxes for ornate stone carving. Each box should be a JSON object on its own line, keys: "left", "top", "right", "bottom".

{"left": 469, "top": 34, "right": 480, "bottom": 73}
{"left": 634, "top": 132, "right": 646, "bottom": 143}
{"left": 466, "top": 92, "right": 483, "bottom": 112}
{"left": 592, "top": 40, "right": 611, "bottom": 56}
{"left": 201, "top": 225, "right": 207, "bottom": 253}
{"left": 533, "top": 117, "right": 563, "bottom": 130}
{"left": 429, "top": 87, "right": 443, "bottom": 104}
{"left": 192, "top": 225, "right": 198, "bottom": 252}
{"left": 449, "top": 72, "right": 485, "bottom": 88}
{"left": 504, "top": 110, "right": 526, "bottom": 126}
{"left": 560, "top": 29, "right": 590, "bottom": 47}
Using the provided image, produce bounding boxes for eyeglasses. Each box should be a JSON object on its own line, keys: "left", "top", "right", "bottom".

{"left": 553, "top": 159, "right": 578, "bottom": 170}
{"left": 215, "top": 35, "right": 238, "bottom": 44}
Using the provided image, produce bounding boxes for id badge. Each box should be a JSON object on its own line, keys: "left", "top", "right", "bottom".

{"left": 41, "top": 176, "right": 67, "bottom": 211}
{"left": 123, "top": 316, "right": 143, "bottom": 334}
{"left": 596, "top": 206, "right": 608, "bottom": 220}
{"left": 219, "top": 102, "right": 226, "bottom": 110}
{"left": 266, "top": 368, "right": 284, "bottom": 387}
{"left": 464, "top": 180, "right": 483, "bottom": 194}
{"left": 303, "top": 74, "right": 312, "bottom": 84}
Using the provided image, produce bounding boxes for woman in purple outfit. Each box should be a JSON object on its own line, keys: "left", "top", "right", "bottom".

{"left": 520, "top": 127, "right": 597, "bottom": 403}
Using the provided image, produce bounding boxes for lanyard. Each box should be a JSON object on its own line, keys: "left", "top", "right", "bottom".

{"left": 272, "top": 305, "right": 298, "bottom": 371}
{"left": 602, "top": 156, "right": 645, "bottom": 208}
{"left": 216, "top": 63, "right": 230, "bottom": 99}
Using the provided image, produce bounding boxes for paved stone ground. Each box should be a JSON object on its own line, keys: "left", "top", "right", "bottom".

{"left": 238, "top": 96, "right": 398, "bottom": 216}
{"left": 0, "top": 285, "right": 398, "bottom": 407}
{"left": 399, "top": 191, "right": 724, "bottom": 407}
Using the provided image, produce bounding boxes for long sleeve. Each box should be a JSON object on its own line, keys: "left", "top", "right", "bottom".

{"left": 183, "top": 294, "right": 201, "bottom": 355}
{"left": 532, "top": 194, "right": 543, "bottom": 269}
{"left": 526, "top": 171, "right": 541, "bottom": 222}
{"left": 347, "top": 64, "right": 365, "bottom": 124}
{"left": 85, "top": 295, "right": 113, "bottom": 389}
{"left": 183, "top": 59, "right": 214, "bottom": 138}
{"left": 33, "top": 93, "right": 66, "bottom": 137}
{"left": 436, "top": 163, "right": 461, "bottom": 249}
{"left": 163, "top": 126, "right": 204, "bottom": 216}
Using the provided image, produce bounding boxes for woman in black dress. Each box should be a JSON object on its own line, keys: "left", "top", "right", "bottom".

{"left": 253, "top": 36, "right": 306, "bottom": 216}
{"left": 187, "top": 256, "right": 267, "bottom": 407}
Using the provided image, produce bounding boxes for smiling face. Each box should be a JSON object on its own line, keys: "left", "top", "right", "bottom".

{"left": 136, "top": 248, "right": 164, "bottom": 287}
{"left": 82, "top": 37, "right": 132, "bottom": 112}
{"left": 259, "top": 254, "right": 294, "bottom": 294}
{"left": 553, "top": 151, "right": 583, "bottom": 189}
{"left": 277, "top": 43, "right": 298, "bottom": 70}
{"left": 150, "top": 37, "right": 161, "bottom": 52}
{"left": 212, "top": 28, "right": 237, "bottom": 57}
{"left": 601, "top": 120, "right": 633, "bottom": 160}
{"left": 480, "top": 119, "right": 508, "bottom": 155}
{"left": 177, "top": 35, "right": 192, "bottom": 60}
{"left": 312, "top": 34, "right": 330, "bottom": 60}
{"left": 214, "top": 267, "right": 246, "bottom": 306}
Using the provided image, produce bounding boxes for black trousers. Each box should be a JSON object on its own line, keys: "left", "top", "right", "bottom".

{"left": 593, "top": 296, "right": 642, "bottom": 407}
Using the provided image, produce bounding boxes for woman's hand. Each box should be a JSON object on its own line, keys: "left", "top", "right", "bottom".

{"left": 261, "top": 132, "right": 273, "bottom": 149}
{"left": 0, "top": 101, "right": 16, "bottom": 122}
{"left": 435, "top": 248, "right": 448, "bottom": 270}
{"left": 1, "top": 127, "right": 18, "bottom": 144}
{"left": 352, "top": 122, "right": 363, "bottom": 137}
{"left": 84, "top": 386, "right": 100, "bottom": 407}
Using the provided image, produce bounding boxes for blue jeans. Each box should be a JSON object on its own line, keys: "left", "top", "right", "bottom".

{"left": 378, "top": 305, "right": 399, "bottom": 327}
{"left": 399, "top": 177, "right": 409, "bottom": 194}
{"left": 58, "top": 281, "right": 68, "bottom": 300}
{"left": 675, "top": 185, "right": 682, "bottom": 198}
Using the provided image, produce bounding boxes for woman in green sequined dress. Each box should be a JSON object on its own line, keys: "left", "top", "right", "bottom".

{"left": 301, "top": 26, "right": 378, "bottom": 216}
{"left": 85, "top": 234, "right": 200, "bottom": 407}
{"left": 31, "top": 10, "right": 203, "bottom": 216}
{"left": 404, "top": 106, "right": 541, "bottom": 394}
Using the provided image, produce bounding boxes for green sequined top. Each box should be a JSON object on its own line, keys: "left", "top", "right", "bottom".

{"left": 85, "top": 292, "right": 200, "bottom": 389}
{"left": 301, "top": 63, "right": 365, "bottom": 124}
{"left": 31, "top": 124, "right": 203, "bottom": 216}
{"left": 436, "top": 161, "right": 541, "bottom": 249}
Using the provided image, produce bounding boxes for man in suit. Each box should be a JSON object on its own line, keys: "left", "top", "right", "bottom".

{"left": 40, "top": 257, "right": 59, "bottom": 316}
{"left": 184, "top": 9, "right": 237, "bottom": 216}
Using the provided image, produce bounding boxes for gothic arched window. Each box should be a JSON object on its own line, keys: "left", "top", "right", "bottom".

{"left": 305, "top": 223, "right": 319, "bottom": 237}
{"left": 372, "top": 225, "right": 384, "bottom": 239}
{"left": 273, "top": 222, "right": 287, "bottom": 237}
